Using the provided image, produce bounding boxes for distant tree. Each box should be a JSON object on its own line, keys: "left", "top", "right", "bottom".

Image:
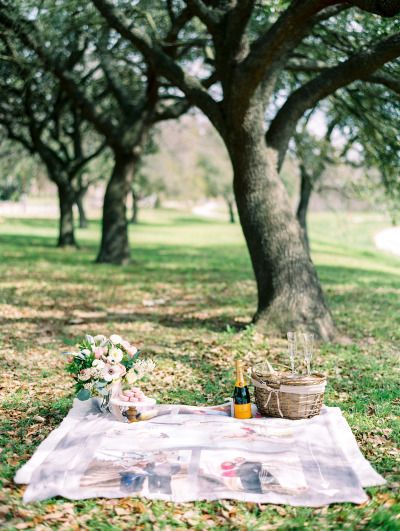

{"left": 335, "top": 82, "right": 400, "bottom": 223}
{"left": 140, "top": 117, "right": 214, "bottom": 204}
{"left": 291, "top": 73, "right": 400, "bottom": 245}
{"left": 0, "top": 2, "right": 194, "bottom": 262}
{"left": 0, "top": 39, "right": 105, "bottom": 246}
{"left": 198, "top": 154, "right": 235, "bottom": 223}
{"left": 0, "top": 139, "right": 39, "bottom": 200}
{"left": 129, "top": 135, "right": 158, "bottom": 224}
{"left": 291, "top": 119, "right": 337, "bottom": 250}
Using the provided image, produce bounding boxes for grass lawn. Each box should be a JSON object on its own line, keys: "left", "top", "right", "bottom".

{"left": 0, "top": 209, "right": 399, "bottom": 530}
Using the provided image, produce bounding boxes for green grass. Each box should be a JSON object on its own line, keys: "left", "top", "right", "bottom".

{"left": 0, "top": 209, "right": 399, "bottom": 530}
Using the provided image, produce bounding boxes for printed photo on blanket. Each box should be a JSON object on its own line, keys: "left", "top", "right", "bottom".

{"left": 198, "top": 449, "right": 307, "bottom": 496}
{"left": 81, "top": 450, "right": 191, "bottom": 496}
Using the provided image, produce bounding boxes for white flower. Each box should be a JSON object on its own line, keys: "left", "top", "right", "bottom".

{"left": 126, "top": 359, "right": 155, "bottom": 384}
{"left": 78, "top": 369, "right": 91, "bottom": 381}
{"left": 92, "top": 359, "right": 105, "bottom": 369}
{"left": 126, "top": 368, "right": 138, "bottom": 384}
{"left": 90, "top": 367, "right": 103, "bottom": 379}
{"left": 102, "top": 364, "right": 124, "bottom": 382}
{"left": 94, "top": 334, "right": 107, "bottom": 344}
{"left": 145, "top": 359, "right": 156, "bottom": 372}
{"left": 108, "top": 347, "right": 123, "bottom": 364}
{"left": 110, "top": 334, "right": 122, "bottom": 345}
{"left": 83, "top": 382, "right": 95, "bottom": 391}
{"left": 85, "top": 335, "right": 95, "bottom": 345}
{"left": 81, "top": 349, "right": 91, "bottom": 356}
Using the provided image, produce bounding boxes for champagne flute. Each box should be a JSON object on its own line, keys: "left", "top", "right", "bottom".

{"left": 302, "top": 332, "right": 314, "bottom": 375}
{"left": 287, "top": 332, "right": 297, "bottom": 375}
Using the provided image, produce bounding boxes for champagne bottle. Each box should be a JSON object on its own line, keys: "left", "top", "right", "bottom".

{"left": 233, "top": 360, "right": 252, "bottom": 419}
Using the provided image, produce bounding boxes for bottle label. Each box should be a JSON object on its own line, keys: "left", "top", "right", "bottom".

{"left": 233, "top": 403, "right": 252, "bottom": 419}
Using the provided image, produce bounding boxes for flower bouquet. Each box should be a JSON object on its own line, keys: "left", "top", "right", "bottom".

{"left": 66, "top": 334, "right": 155, "bottom": 413}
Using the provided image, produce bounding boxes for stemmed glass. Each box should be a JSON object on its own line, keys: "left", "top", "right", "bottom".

{"left": 302, "top": 332, "right": 314, "bottom": 375}
{"left": 287, "top": 332, "right": 297, "bottom": 375}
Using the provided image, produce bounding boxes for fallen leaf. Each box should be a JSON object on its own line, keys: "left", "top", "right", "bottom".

{"left": 114, "top": 507, "right": 130, "bottom": 516}
{"left": 0, "top": 505, "right": 11, "bottom": 517}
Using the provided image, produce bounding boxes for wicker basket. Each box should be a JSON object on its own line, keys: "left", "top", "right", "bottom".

{"left": 251, "top": 363, "right": 326, "bottom": 420}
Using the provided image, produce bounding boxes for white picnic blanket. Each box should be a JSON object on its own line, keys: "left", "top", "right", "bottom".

{"left": 15, "top": 400, "right": 385, "bottom": 506}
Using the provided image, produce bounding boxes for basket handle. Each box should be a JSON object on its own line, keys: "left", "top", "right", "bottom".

{"left": 251, "top": 377, "right": 283, "bottom": 418}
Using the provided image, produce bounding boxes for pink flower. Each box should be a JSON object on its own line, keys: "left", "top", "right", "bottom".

{"left": 126, "top": 345, "right": 138, "bottom": 357}
{"left": 121, "top": 340, "right": 138, "bottom": 357}
{"left": 93, "top": 347, "right": 105, "bottom": 359}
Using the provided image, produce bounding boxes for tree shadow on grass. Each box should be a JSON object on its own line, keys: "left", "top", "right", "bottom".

{"left": 313, "top": 238, "right": 400, "bottom": 264}
{"left": 0, "top": 233, "right": 59, "bottom": 250}
{"left": 317, "top": 263, "right": 400, "bottom": 288}
{"left": 0, "top": 233, "right": 253, "bottom": 282}
{"left": 1, "top": 233, "right": 399, "bottom": 340}
{"left": 0, "top": 309, "right": 247, "bottom": 334}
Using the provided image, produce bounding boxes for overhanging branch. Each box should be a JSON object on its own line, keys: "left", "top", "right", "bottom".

{"left": 266, "top": 32, "right": 400, "bottom": 170}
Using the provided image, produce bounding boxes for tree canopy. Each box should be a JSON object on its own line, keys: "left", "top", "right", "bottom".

{"left": 0, "top": 0, "right": 399, "bottom": 337}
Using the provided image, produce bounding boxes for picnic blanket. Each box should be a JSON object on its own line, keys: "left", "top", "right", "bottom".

{"left": 15, "top": 400, "right": 385, "bottom": 506}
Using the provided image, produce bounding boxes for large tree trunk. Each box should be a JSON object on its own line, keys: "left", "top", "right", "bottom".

{"left": 296, "top": 165, "right": 313, "bottom": 252}
{"left": 227, "top": 122, "right": 335, "bottom": 340}
{"left": 96, "top": 152, "right": 135, "bottom": 264}
{"left": 57, "top": 182, "right": 77, "bottom": 247}
{"left": 76, "top": 188, "right": 89, "bottom": 229}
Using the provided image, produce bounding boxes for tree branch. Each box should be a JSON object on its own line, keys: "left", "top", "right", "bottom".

{"left": 234, "top": 0, "right": 397, "bottom": 110}
{"left": 1, "top": 122, "right": 33, "bottom": 153}
{"left": 0, "top": 5, "right": 116, "bottom": 144}
{"left": 69, "top": 139, "right": 106, "bottom": 177}
{"left": 154, "top": 97, "right": 191, "bottom": 121}
{"left": 235, "top": 0, "right": 336, "bottom": 104}
{"left": 350, "top": 0, "right": 400, "bottom": 16}
{"left": 184, "top": 0, "right": 223, "bottom": 31}
{"left": 91, "top": 0, "right": 224, "bottom": 134}
{"left": 99, "top": 52, "right": 133, "bottom": 114}
{"left": 266, "top": 32, "right": 400, "bottom": 170}
{"left": 364, "top": 72, "right": 400, "bottom": 96}
{"left": 163, "top": 6, "right": 193, "bottom": 54}
{"left": 286, "top": 59, "right": 328, "bottom": 73}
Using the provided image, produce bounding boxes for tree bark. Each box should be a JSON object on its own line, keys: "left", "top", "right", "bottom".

{"left": 57, "top": 182, "right": 77, "bottom": 247}
{"left": 96, "top": 152, "right": 135, "bottom": 264}
{"left": 130, "top": 189, "right": 138, "bottom": 224}
{"left": 296, "top": 165, "right": 313, "bottom": 252}
{"left": 76, "top": 188, "right": 89, "bottom": 229}
{"left": 227, "top": 118, "right": 335, "bottom": 340}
